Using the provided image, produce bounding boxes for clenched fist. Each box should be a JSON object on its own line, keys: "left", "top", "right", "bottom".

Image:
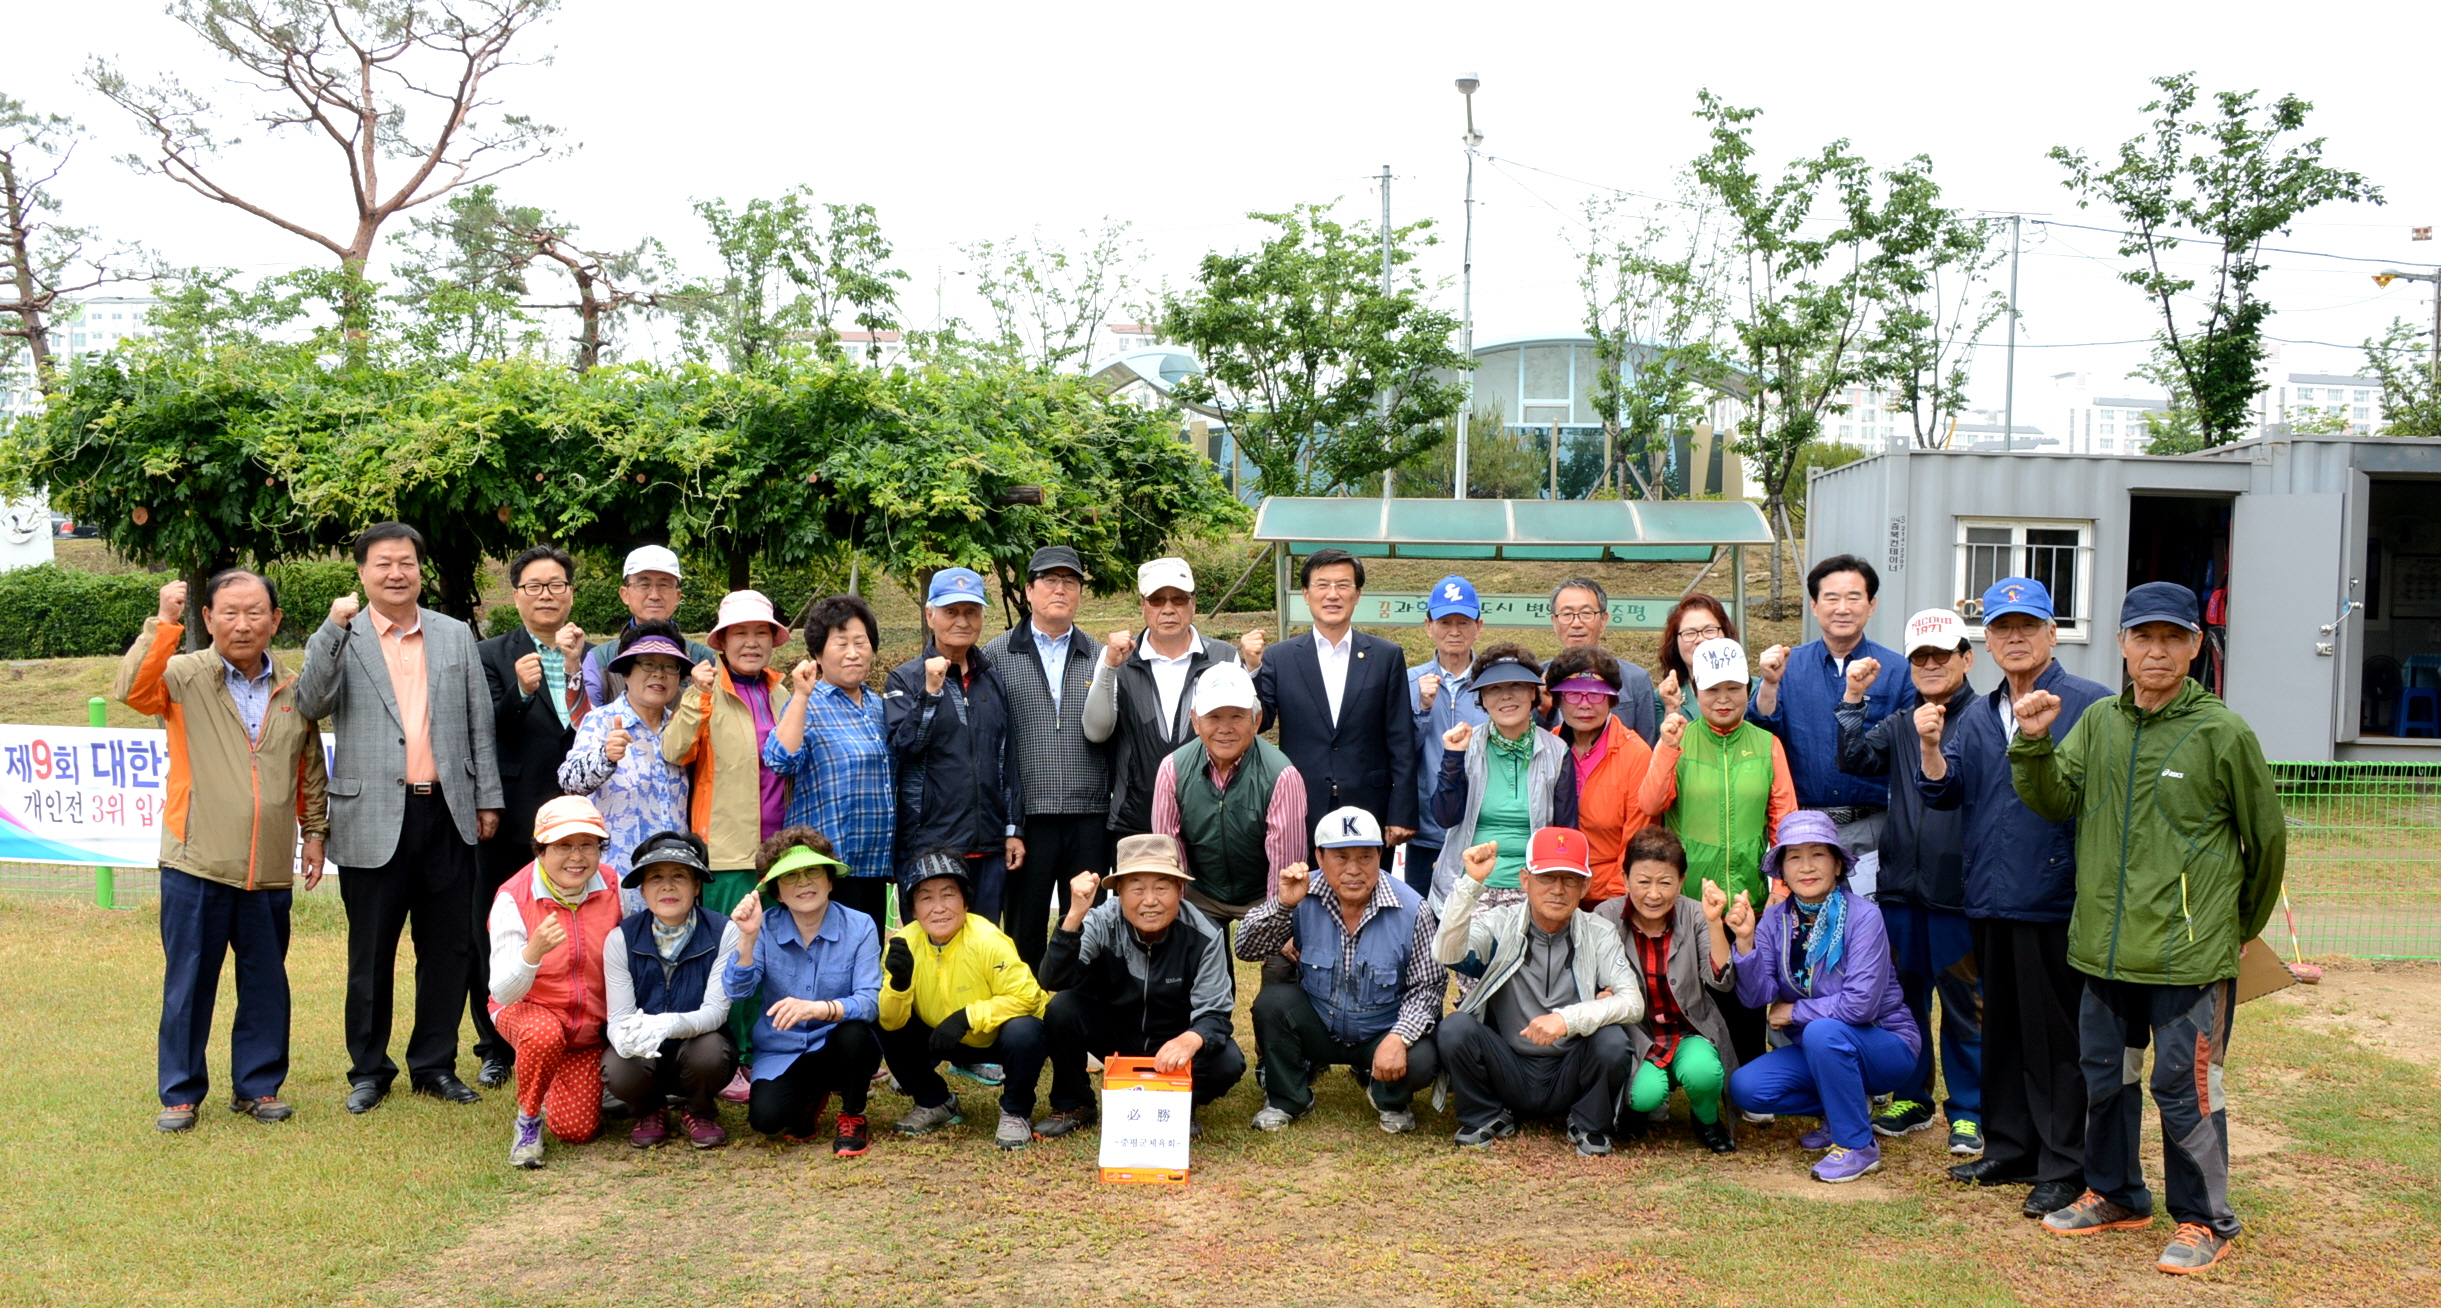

{"left": 1757, "top": 644, "right": 1790, "bottom": 686}
{"left": 515, "top": 651, "right": 545, "bottom": 695}
{"left": 1657, "top": 669, "right": 1682, "bottom": 718}
{"left": 1724, "top": 891, "right": 1756, "bottom": 947}
{"left": 691, "top": 659, "right": 718, "bottom": 691}
{"left": 1067, "top": 869, "right": 1100, "bottom": 915}
{"left": 156, "top": 580, "right": 189, "bottom": 625}
{"left": 329, "top": 591, "right": 362, "bottom": 629}
{"left": 1103, "top": 629, "right": 1136, "bottom": 667}
{"left": 1442, "top": 721, "right": 1474, "bottom": 752}
{"left": 1658, "top": 713, "right": 1688, "bottom": 750}
{"left": 522, "top": 914, "right": 569, "bottom": 965}
{"left": 924, "top": 655, "right": 950, "bottom": 695}
{"left": 555, "top": 623, "right": 586, "bottom": 664}
{"left": 604, "top": 720, "right": 631, "bottom": 763}
{"left": 1461, "top": 840, "right": 1499, "bottom": 884}
{"left": 2014, "top": 689, "right": 2062, "bottom": 739}
{"left": 789, "top": 659, "right": 818, "bottom": 695}
{"left": 1418, "top": 672, "right": 1441, "bottom": 711}
{"left": 1275, "top": 862, "right": 1311, "bottom": 907}
{"left": 1913, "top": 699, "right": 1947, "bottom": 747}
{"left": 1844, "top": 656, "right": 1881, "bottom": 703}
{"left": 1237, "top": 628, "right": 1265, "bottom": 670}
{"left": 1700, "top": 878, "right": 1728, "bottom": 925}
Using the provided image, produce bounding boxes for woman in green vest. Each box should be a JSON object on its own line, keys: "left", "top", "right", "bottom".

{"left": 1427, "top": 645, "right": 1579, "bottom": 909}
{"left": 1636, "top": 637, "right": 1796, "bottom": 1073}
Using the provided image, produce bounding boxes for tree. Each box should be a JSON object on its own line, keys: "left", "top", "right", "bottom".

{"left": 510, "top": 217, "right": 666, "bottom": 373}
{"left": 391, "top": 183, "right": 542, "bottom": 362}
{"left": 0, "top": 96, "right": 152, "bottom": 396}
{"left": 1161, "top": 201, "right": 1468, "bottom": 498}
{"left": 962, "top": 220, "right": 1143, "bottom": 372}
{"left": 676, "top": 189, "right": 905, "bottom": 372}
{"left": 2362, "top": 320, "right": 2440, "bottom": 437}
{"left": 2050, "top": 73, "right": 2381, "bottom": 447}
{"left": 1859, "top": 170, "right": 2004, "bottom": 451}
{"left": 1577, "top": 190, "right": 1731, "bottom": 498}
{"left": 89, "top": 0, "right": 565, "bottom": 330}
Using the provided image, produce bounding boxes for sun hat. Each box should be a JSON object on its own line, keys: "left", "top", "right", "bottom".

{"left": 1137, "top": 557, "right": 1195, "bottom": 597}
{"left": 532, "top": 795, "right": 610, "bottom": 845}
{"left": 607, "top": 631, "right": 690, "bottom": 676}
{"left": 708, "top": 589, "right": 781, "bottom": 640}
{"left": 1469, "top": 652, "right": 1544, "bottom": 696}
{"left": 621, "top": 545, "right": 683, "bottom": 582}
{"left": 1902, "top": 608, "right": 1969, "bottom": 656}
{"left": 1525, "top": 827, "right": 1593, "bottom": 878}
{"left": 1760, "top": 810, "right": 1857, "bottom": 881}
{"left": 1981, "top": 578, "right": 2054, "bottom": 625}
{"left": 1190, "top": 661, "right": 1259, "bottom": 716}
{"left": 1426, "top": 575, "right": 1481, "bottom": 620}
{"left": 1690, "top": 637, "right": 1749, "bottom": 690}
{"left": 1313, "top": 806, "right": 1384, "bottom": 850}
{"left": 2120, "top": 580, "right": 2201, "bottom": 632}
{"left": 926, "top": 567, "right": 987, "bottom": 607}
{"left": 898, "top": 850, "right": 976, "bottom": 905}
{"left": 621, "top": 829, "right": 710, "bottom": 889}
{"left": 1103, "top": 832, "right": 1192, "bottom": 884}
{"left": 755, "top": 843, "right": 848, "bottom": 903}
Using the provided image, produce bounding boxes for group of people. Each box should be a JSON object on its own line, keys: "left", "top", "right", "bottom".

{"left": 121, "top": 525, "right": 2285, "bottom": 1278}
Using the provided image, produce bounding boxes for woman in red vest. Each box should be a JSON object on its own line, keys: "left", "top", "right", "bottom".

{"left": 487, "top": 795, "right": 626, "bottom": 1168}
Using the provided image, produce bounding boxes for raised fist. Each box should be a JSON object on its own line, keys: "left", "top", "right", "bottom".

{"left": 2014, "top": 689, "right": 2063, "bottom": 739}
{"left": 1757, "top": 644, "right": 1790, "bottom": 686}
{"left": 1275, "top": 862, "right": 1311, "bottom": 907}
{"left": 1067, "top": 869, "right": 1100, "bottom": 915}
{"left": 1461, "top": 841, "right": 1498, "bottom": 884}
{"left": 515, "top": 651, "right": 545, "bottom": 695}
{"left": 1418, "top": 672, "right": 1441, "bottom": 711}
{"left": 1700, "top": 878, "right": 1728, "bottom": 925}
{"left": 1103, "top": 629, "right": 1136, "bottom": 667}
{"left": 1724, "top": 891, "right": 1756, "bottom": 946}
{"left": 924, "top": 655, "right": 950, "bottom": 695}
{"left": 523, "top": 914, "right": 569, "bottom": 964}
{"left": 329, "top": 591, "right": 362, "bottom": 629}
{"left": 1658, "top": 713, "right": 1688, "bottom": 750}
{"left": 1237, "top": 628, "right": 1265, "bottom": 670}
{"left": 156, "top": 580, "right": 188, "bottom": 625}
{"left": 1442, "top": 721, "right": 1474, "bottom": 752}
{"left": 691, "top": 659, "right": 718, "bottom": 691}
{"left": 789, "top": 659, "right": 818, "bottom": 695}
{"left": 1657, "top": 669, "right": 1682, "bottom": 717}
{"left": 555, "top": 623, "right": 586, "bottom": 664}
{"left": 1844, "top": 656, "right": 1881, "bottom": 702}
{"left": 604, "top": 720, "right": 631, "bottom": 763}
{"left": 1913, "top": 699, "right": 1946, "bottom": 747}
{"left": 730, "top": 889, "right": 765, "bottom": 937}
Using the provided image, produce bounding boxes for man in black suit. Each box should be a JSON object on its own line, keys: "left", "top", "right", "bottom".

{"left": 472, "top": 545, "right": 596, "bottom": 1086}
{"left": 1253, "top": 548, "right": 1420, "bottom": 853}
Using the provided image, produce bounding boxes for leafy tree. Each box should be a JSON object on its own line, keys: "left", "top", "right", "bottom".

{"left": 676, "top": 189, "right": 906, "bottom": 371}
{"left": 1393, "top": 402, "right": 1543, "bottom": 499}
{"left": 2362, "top": 320, "right": 2441, "bottom": 437}
{"left": 1577, "top": 190, "right": 1731, "bottom": 498}
{"left": 1160, "top": 201, "right": 1468, "bottom": 497}
{"left": 2050, "top": 73, "right": 2381, "bottom": 447}
{"left": 2132, "top": 348, "right": 2208, "bottom": 454}
{"left": 2, "top": 97, "right": 154, "bottom": 395}
{"left": 391, "top": 183, "right": 543, "bottom": 362}
{"left": 962, "top": 220, "right": 1143, "bottom": 372}
{"left": 1859, "top": 170, "right": 2004, "bottom": 451}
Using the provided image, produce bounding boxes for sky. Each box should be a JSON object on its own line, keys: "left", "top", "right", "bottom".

{"left": 16, "top": 0, "right": 2438, "bottom": 423}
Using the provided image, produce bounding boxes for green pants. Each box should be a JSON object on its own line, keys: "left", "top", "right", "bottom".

{"left": 1627, "top": 1034, "right": 1725, "bottom": 1124}
{"left": 702, "top": 869, "right": 760, "bottom": 1063}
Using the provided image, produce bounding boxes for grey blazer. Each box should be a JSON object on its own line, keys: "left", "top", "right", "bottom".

{"left": 294, "top": 607, "right": 504, "bottom": 867}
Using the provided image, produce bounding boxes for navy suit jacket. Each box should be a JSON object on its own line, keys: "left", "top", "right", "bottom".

{"left": 1255, "top": 629, "right": 1420, "bottom": 835}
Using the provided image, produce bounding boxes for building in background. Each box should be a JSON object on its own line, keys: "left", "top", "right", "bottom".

{"left": 1459, "top": 334, "right": 1748, "bottom": 499}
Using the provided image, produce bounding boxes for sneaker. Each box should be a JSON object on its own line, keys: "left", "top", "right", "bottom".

{"left": 1250, "top": 1104, "right": 1309, "bottom": 1132}
{"left": 832, "top": 1113, "right": 871, "bottom": 1157}
{"left": 1694, "top": 1118, "right": 1737, "bottom": 1155}
{"left": 2155, "top": 1223, "right": 2233, "bottom": 1275}
{"left": 995, "top": 1111, "right": 1031, "bottom": 1150}
{"left": 1567, "top": 1124, "right": 1614, "bottom": 1157}
{"left": 1811, "top": 1143, "right": 1882, "bottom": 1184}
{"left": 895, "top": 1098, "right": 964, "bottom": 1136}
{"left": 680, "top": 1110, "right": 728, "bottom": 1149}
{"left": 718, "top": 1068, "right": 752, "bottom": 1104}
{"left": 1377, "top": 1108, "right": 1417, "bottom": 1134}
{"left": 1872, "top": 1098, "right": 1935, "bottom": 1137}
{"left": 1740, "top": 1109, "right": 1776, "bottom": 1126}
{"left": 230, "top": 1095, "right": 294, "bottom": 1123}
{"left": 1798, "top": 1122, "right": 1834, "bottom": 1150}
{"left": 1189, "top": 1113, "right": 1205, "bottom": 1142}
{"left": 949, "top": 1062, "right": 1006, "bottom": 1087}
{"left": 1947, "top": 1119, "right": 1985, "bottom": 1155}
{"left": 1453, "top": 1113, "right": 1518, "bottom": 1149}
{"left": 1033, "top": 1105, "right": 1098, "bottom": 1139}
{"left": 629, "top": 1110, "right": 670, "bottom": 1149}
{"left": 156, "top": 1103, "right": 199, "bottom": 1133}
{"left": 2042, "top": 1190, "right": 2152, "bottom": 1236}
{"left": 510, "top": 1114, "right": 546, "bottom": 1168}
{"left": 781, "top": 1092, "right": 832, "bottom": 1144}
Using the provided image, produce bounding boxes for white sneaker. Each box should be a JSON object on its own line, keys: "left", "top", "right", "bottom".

{"left": 1377, "top": 1108, "right": 1417, "bottom": 1134}
{"left": 1250, "top": 1105, "right": 1302, "bottom": 1132}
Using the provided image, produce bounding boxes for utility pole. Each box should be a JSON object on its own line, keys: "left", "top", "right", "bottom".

{"left": 2372, "top": 266, "right": 2441, "bottom": 399}
{"left": 2002, "top": 214, "right": 2021, "bottom": 454}
{"left": 1381, "top": 164, "right": 1396, "bottom": 498}
{"left": 1456, "top": 74, "right": 1482, "bottom": 500}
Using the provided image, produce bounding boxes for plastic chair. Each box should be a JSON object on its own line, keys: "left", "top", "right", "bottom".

{"left": 2401, "top": 687, "right": 2441, "bottom": 740}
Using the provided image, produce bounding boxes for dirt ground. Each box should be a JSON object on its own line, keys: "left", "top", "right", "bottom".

{"left": 2263, "top": 959, "right": 2441, "bottom": 1071}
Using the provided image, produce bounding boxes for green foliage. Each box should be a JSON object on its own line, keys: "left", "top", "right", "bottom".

{"left": 674, "top": 189, "right": 906, "bottom": 371}
{"left": 2051, "top": 73, "right": 2382, "bottom": 447}
{"left": 1393, "top": 404, "right": 1542, "bottom": 499}
{"left": 264, "top": 558, "right": 361, "bottom": 644}
{"left": 2363, "top": 319, "right": 2441, "bottom": 437}
{"left": 0, "top": 565, "right": 160, "bottom": 658}
{"left": 390, "top": 184, "right": 544, "bottom": 363}
{"left": 962, "top": 221, "right": 1143, "bottom": 372}
{"left": 1161, "top": 201, "right": 1469, "bottom": 497}
{"left": 1578, "top": 190, "right": 1733, "bottom": 497}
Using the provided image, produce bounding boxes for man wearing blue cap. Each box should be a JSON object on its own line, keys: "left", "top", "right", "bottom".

{"left": 1920, "top": 577, "right": 2111, "bottom": 1219}
{"left": 1407, "top": 575, "right": 1488, "bottom": 894}
{"left": 885, "top": 567, "right": 1024, "bottom": 927}
{"left": 2010, "top": 581, "right": 2285, "bottom": 1276}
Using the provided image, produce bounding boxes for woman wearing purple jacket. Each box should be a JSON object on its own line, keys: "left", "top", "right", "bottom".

{"left": 1718, "top": 810, "right": 1921, "bottom": 1184}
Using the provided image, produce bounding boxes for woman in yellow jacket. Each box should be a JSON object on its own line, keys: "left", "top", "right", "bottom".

{"left": 879, "top": 851, "right": 1051, "bottom": 1151}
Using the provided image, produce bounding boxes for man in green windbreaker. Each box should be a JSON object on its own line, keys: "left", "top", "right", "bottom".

{"left": 2006, "top": 581, "right": 2284, "bottom": 1277}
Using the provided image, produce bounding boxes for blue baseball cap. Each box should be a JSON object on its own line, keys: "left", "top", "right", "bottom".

{"left": 926, "top": 567, "right": 987, "bottom": 607}
{"left": 1981, "top": 577, "right": 2053, "bottom": 624}
{"left": 1426, "top": 575, "right": 1481, "bottom": 620}
{"left": 2120, "top": 580, "right": 2201, "bottom": 632}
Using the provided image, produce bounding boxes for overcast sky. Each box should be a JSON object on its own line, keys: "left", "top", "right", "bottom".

{"left": 17, "top": 0, "right": 2436, "bottom": 419}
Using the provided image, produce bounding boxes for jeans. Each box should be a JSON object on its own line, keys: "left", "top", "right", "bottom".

{"left": 1727, "top": 1020, "right": 1916, "bottom": 1150}
{"left": 2079, "top": 977, "right": 2242, "bottom": 1237}
{"left": 1248, "top": 982, "right": 1440, "bottom": 1115}
{"left": 157, "top": 866, "right": 292, "bottom": 1107}
{"left": 879, "top": 1014, "right": 1050, "bottom": 1117}
{"left": 1438, "top": 1009, "right": 1632, "bottom": 1134}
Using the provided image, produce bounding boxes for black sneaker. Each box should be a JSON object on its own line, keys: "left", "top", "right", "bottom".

{"left": 1694, "top": 1118, "right": 1737, "bottom": 1154}
{"left": 1871, "top": 1098, "right": 1936, "bottom": 1137}
{"left": 1567, "top": 1124, "right": 1614, "bottom": 1157}
{"left": 1032, "top": 1105, "right": 1098, "bottom": 1139}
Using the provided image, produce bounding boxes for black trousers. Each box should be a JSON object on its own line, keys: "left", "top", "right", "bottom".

{"left": 1974, "top": 918, "right": 2087, "bottom": 1184}
{"left": 1043, "top": 989, "right": 1245, "bottom": 1113}
{"left": 2079, "top": 978, "right": 2241, "bottom": 1236}
{"left": 880, "top": 1014, "right": 1051, "bottom": 1118}
{"left": 1249, "top": 982, "right": 1440, "bottom": 1114}
{"left": 602, "top": 1031, "right": 738, "bottom": 1119}
{"left": 746, "top": 1020, "right": 883, "bottom": 1136}
{"left": 339, "top": 791, "right": 476, "bottom": 1089}
{"left": 1403, "top": 844, "right": 1440, "bottom": 896}
{"left": 1439, "top": 1009, "right": 1631, "bottom": 1133}
{"left": 467, "top": 840, "right": 527, "bottom": 1066}
{"left": 1715, "top": 982, "right": 1770, "bottom": 1070}
{"left": 1007, "top": 814, "right": 1109, "bottom": 968}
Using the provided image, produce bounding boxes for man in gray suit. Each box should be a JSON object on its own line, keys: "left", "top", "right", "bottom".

{"left": 295, "top": 523, "right": 504, "bottom": 1114}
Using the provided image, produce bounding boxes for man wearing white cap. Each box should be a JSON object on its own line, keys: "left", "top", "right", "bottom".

{"left": 1235, "top": 806, "right": 1443, "bottom": 1134}
{"left": 1836, "top": 608, "right": 1984, "bottom": 1153}
{"left": 583, "top": 545, "right": 714, "bottom": 709}
{"left": 1084, "top": 557, "right": 1258, "bottom": 841}
{"left": 1147, "top": 661, "right": 1307, "bottom": 936}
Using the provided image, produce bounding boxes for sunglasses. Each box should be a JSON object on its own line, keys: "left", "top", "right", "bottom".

{"left": 1557, "top": 690, "right": 1616, "bottom": 707}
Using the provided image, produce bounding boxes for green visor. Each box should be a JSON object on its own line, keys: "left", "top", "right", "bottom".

{"left": 756, "top": 845, "right": 847, "bottom": 903}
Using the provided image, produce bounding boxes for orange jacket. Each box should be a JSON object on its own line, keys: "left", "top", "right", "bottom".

{"left": 660, "top": 662, "right": 787, "bottom": 871}
{"left": 1561, "top": 716, "right": 1657, "bottom": 905}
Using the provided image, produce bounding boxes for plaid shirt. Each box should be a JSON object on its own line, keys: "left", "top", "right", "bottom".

{"left": 1236, "top": 873, "right": 1443, "bottom": 1045}
{"left": 762, "top": 680, "right": 895, "bottom": 879}
{"left": 1631, "top": 921, "right": 1686, "bottom": 1067}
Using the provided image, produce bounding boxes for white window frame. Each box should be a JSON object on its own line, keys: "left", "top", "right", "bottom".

{"left": 1954, "top": 517, "right": 2096, "bottom": 642}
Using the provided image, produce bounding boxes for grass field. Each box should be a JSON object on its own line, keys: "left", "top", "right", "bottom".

{"left": 3, "top": 891, "right": 2436, "bottom": 1308}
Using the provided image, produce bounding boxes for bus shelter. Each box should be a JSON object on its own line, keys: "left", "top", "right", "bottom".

{"left": 1248, "top": 497, "right": 1776, "bottom": 637}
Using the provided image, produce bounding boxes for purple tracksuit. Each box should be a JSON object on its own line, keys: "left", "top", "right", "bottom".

{"left": 1726, "top": 888, "right": 1922, "bottom": 1148}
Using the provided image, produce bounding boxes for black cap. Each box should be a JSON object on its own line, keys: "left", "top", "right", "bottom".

{"left": 1027, "top": 545, "right": 1090, "bottom": 581}
{"left": 621, "top": 829, "right": 711, "bottom": 889}
{"left": 2120, "top": 581, "right": 2201, "bottom": 633}
{"left": 897, "top": 850, "right": 975, "bottom": 904}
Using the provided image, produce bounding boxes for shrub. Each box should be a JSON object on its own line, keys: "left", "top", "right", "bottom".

{"left": 0, "top": 565, "right": 164, "bottom": 659}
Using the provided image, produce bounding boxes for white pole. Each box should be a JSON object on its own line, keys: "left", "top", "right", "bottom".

{"left": 1456, "top": 76, "right": 1482, "bottom": 500}
{"left": 2003, "top": 214, "right": 2021, "bottom": 454}
{"left": 1382, "top": 164, "right": 1396, "bottom": 499}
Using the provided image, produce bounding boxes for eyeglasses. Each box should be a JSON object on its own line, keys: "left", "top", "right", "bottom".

{"left": 625, "top": 579, "right": 679, "bottom": 596}
{"left": 1307, "top": 580, "right": 1359, "bottom": 596}
{"left": 1031, "top": 574, "right": 1083, "bottom": 593}
{"left": 1678, "top": 624, "right": 1725, "bottom": 642}
{"left": 1909, "top": 648, "right": 1959, "bottom": 667}
{"left": 515, "top": 580, "right": 571, "bottom": 597}
{"left": 1558, "top": 690, "right": 1615, "bottom": 707}
{"left": 1553, "top": 607, "right": 1604, "bottom": 623}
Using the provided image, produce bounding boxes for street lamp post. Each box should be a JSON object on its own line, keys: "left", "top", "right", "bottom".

{"left": 2373, "top": 267, "right": 2441, "bottom": 395}
{"left": 1456, "top": 73, "right": 1481, "bottom": 500}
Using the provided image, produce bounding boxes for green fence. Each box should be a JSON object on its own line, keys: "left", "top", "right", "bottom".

{"left": 9, "top": 760, "right": 2440, "bottom": 959}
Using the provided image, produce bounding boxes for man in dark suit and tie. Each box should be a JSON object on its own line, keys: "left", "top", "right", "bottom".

{"left": 1253, "top": 548, "right": 1420, "bottom": 853}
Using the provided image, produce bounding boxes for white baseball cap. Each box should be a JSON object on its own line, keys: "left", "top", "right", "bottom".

{"left": 1903, "top": 608, "right": 1969, "bottom": 656}
{"left": 1691, "top": 637, "right": 1749, "bottom": 690}
{"left": 1314, "top": 806, "right": 1383, "bottom": 849}
{"left": 1137, "top": 557, "right": 1195, "bottom": 597}
{"left": 1190, "top": 661, "right": 1259, "bottom": 716}
{"left": 622, "top": 545, "right": 683, "bottom": 581}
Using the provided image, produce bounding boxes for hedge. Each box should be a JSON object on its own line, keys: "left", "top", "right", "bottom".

{"left": 0, "top": 559, "right": 391, "bottom": 659}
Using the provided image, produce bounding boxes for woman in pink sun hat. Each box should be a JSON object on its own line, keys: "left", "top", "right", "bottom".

{"left": 486, "top": 795, "right": 626, "bottom": 1168}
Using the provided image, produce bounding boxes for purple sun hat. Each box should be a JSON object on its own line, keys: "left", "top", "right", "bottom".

{"left": 1760, "top": 810, "right": 1857, "bottom": 881}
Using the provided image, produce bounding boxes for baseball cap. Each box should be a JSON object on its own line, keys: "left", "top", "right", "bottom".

{"left": 1105, "top": 832, "right": 1192, "bottom": 884}
{"left": 1313, "top": 806, "right": 1384, "bottom": 849}
{"left": 1469, "top": 652, "right": 1544, "bottom": 695}
{"left": 1903, "top": 608, "right": 1969, "bottom": 656}
{"left": 708, "top": 589, "right": 780, "bottom": 639}
{"left": 1690, "top": 637, "right": 1749, "bottom": 690}
{"left": 621, "top": 829, "right": 709, "bottom": 889}
{"left": 1190, "top": 661, "right": 1259, "bottom": 716}
{"left": 1426, "top": 575, "right": 1481, "bottom": 620}
{"left": 1027, "top": 545, "right": 1091, "bottom": 581}
{"left": 926, "top": 567, "right": 987, "bottom": 607}
{"left": 532, "top": 795, "right": 610, "bottom": 846}
{"left": 2121, "top": 580, "right": 2201, "bottom": 632}
{"left": 1137, "top": 557, "right": 1195, "bottom": 597}
{"left": 1981, "top": 577, "right": 2053, "bottom": 625}
{"left": 1525, "top": 826, "right": 1593, "bottom": 878}
{"left": 621, "top": 545, "right": 683, "bottom": 582}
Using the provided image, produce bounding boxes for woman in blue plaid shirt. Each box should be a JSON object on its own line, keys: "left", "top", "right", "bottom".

{"left": 766, "top": 595, "right": 896, "bottom": 927}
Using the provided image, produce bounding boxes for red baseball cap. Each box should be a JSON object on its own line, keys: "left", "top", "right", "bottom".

{"left": 1525, "top": 827, "right": 1593, "bottom": 878}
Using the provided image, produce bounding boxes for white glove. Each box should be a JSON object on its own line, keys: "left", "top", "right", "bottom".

{"left": 610, "top": 1012, "right": 664, "bottom": 1061}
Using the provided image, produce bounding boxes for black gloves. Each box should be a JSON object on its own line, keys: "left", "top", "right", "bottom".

{"left": 885, "top": 937, "right": 914, "bottom": 991}
{"left": 927, "top": 1010, "right": 973, "bottom": 1060}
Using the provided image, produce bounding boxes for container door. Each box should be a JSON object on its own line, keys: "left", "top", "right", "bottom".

{"left": 2226, "top": 492, "right": 2345, "bottom": 761}
{"left": 2335, "top": 472, "right": 2371, "bottom": 743}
